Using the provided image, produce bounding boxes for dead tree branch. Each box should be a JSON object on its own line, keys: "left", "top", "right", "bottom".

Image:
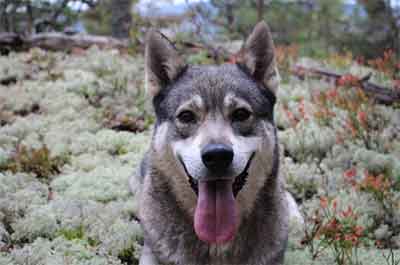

{"left": 291, "top": 65, "right": 400, "bottom": 105}
{"left": 0, "top": 32, "right": 128, "bottom": 53}
{"left": 179, "top": 40, "right": 232, "bottom": 63}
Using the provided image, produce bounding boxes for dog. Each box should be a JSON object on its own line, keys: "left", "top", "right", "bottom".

{"left": 132, "top": 21, "right": 289, "bottom": 265}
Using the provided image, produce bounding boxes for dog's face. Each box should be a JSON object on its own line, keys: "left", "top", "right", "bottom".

{"left": 145, "top": 22, "right": 280, "bottom": 245}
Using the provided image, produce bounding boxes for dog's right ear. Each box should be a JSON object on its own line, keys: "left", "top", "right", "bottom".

{"left": 145, "top": 30, "right": 186, "bottom": 97}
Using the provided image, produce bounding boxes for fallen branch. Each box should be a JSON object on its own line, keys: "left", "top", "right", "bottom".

{"left": 291, "top": 65, "right": 400, "bottom": 105}
{"left": 179, "top": 40, "right": 232, "bottom": 63}
{"left": 0, "top": 32, "right": 128, "bottom": 53}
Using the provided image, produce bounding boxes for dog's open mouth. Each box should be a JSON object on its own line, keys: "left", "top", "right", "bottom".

{"left": 180, "top": 153, "right": 255, "bottom": 198}
{"left": 179, "top": 153, "right": 255, "bottom": 244}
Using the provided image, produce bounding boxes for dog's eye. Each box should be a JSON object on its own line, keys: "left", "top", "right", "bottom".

{"left": 177, "top": 110, "right": 197, "bottom": 124}
{"left": 232, "top": 108, "right": 252, "bottom": 122}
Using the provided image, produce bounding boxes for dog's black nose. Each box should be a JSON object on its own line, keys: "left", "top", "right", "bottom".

{"left": 201, "top": 144, "right": 234, "bottom": 173}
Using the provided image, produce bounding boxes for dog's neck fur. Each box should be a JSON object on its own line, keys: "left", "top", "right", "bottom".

{"left": 140, "top": 139, "right": 288, "bottom": 265}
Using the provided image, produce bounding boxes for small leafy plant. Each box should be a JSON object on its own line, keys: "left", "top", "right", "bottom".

{"left": 302, "top": 197, "right": 367, "bottom": 265}
{"left": 1, "top": 144, "right": 69, "bottom": 182}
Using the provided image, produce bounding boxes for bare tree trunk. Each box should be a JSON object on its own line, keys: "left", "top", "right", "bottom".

{"left": 110, "top": 0, "right": 132, "bottom": 39}
{"left": 0, "top": 1, "right": 8, "bottom": 32}
{"left": 226, "top": 2, "right": 235, "bottom": 34}
{"left": 27, "top": 3, "right": 34, "bottom": 34}
{"left": 256, "top": 0, "right": 264, "bottom": 22}
{"left": 8, "top": 3, "right": 18, "bottom": 33}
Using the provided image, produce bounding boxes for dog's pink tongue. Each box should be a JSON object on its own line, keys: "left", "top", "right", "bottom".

{"left": 194, "top": 180, "right": 237, "bottom": 244}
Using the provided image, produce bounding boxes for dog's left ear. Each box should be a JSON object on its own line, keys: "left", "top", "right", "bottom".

{"left": 145, "top": 30, "right": 186, "bottom": 97}
{"left": 238, "top": 21, "right": 280, "bottom": 95}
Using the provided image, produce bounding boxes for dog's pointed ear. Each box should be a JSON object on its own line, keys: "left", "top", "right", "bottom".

{"left": 238, "top": 21, "right": 280, "bottom": 95}
{"left": 145, "top": 30, "right": 186, "bottom": 97}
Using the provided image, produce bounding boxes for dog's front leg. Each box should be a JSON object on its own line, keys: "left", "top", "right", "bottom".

{"left": 139, "top": 244, "right": 161, "bottom": 265}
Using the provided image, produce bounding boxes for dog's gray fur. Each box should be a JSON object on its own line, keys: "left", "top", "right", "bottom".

{"left": 133, "top": 21, "right": 289, "bottom": 265}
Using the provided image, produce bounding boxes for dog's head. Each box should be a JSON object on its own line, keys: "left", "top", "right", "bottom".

{"left": 145, "top": 21, "right": 280, "bottom": 245}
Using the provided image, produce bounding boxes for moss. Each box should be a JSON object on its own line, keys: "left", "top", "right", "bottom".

{"left": 0, "top": 172, "right": 49, "bottom": 232}
{"left": 283, "top": 158, "right": 323, "bottom": 201}
{"left": 0, "top": 148, "right": 11, "bottom": 171}
{"left": 279, "top": 121, "right": 336, "bottom": 163}
{"left": 187, "top": 50, "right": 215, "bottom": 65}
{"left": 118, "top": 245, "right": 139, "bottom": 265}
{"left": 57, "top": 225, "right": 85, "bottom": 241}
{"left": 57, "top": 225, "right": 100, "bottom": 247}
{"left": 0, "top": 254, "right": 15, "bottom": 265}
{"left": 354, "top": 148, "right": 398, "bottom": 177}
{"left": 8, "top": 237, "right": 124, "bottom": 265}
{"left": 0, "top": 54, "right": 30, "bottom": 83}
{"left": 51, "top": 165, "right": 133, "bottom": 203}
{"left": 87, "top": 237, "right": 101, "bottom": 247}
{"left": 10, "top": 197, "right": 143, "bottom": 258}
{"left": 11, "top": 206, "right": 58, "bottom": 242}
{"left": 1, "top": 47, "right": 399, "bottom": 265}
{"left": 0, "top": 48, "right": 148, "bottom": 264}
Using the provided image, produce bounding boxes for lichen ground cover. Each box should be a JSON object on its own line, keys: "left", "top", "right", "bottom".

{"left": 0, "top": 47, "right": 399, "bottom": 264}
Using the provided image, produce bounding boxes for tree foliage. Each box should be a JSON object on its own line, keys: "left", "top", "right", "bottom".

{"left": 352, "top": 0, "right": 400, "bottom": 58}
{"left": 206, "top": 0, "right": 399, "bottom": 59}
{"left": 0, "top": 0, "right": 94, "bottom": 34}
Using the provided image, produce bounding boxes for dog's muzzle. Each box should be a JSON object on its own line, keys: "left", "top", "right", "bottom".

{"left": 179, "top": 149, "right": 255, "bottom": 244}
{"left": 179, "top": 151, "right": 255, "bottom": 197}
